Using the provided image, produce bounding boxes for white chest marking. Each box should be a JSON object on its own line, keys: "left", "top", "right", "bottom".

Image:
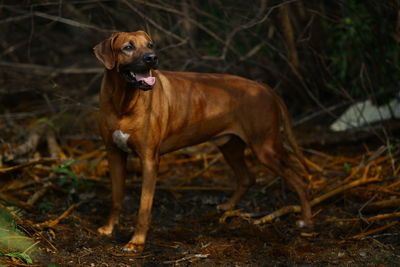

{"left": 112, "top": 130, "right": 133, "bottom": 153}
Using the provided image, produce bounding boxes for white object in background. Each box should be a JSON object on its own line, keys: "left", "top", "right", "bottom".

{"left": 330, "top": 97, "right": 400, "bottom": 132}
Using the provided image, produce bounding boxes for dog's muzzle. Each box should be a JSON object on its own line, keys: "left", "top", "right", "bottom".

{"left": 119, "top": 52, "right": 158, "bottom": 90}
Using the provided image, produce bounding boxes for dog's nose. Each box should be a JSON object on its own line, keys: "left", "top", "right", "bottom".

{"left": 143, "top": 53, "right": 158, "bottom": 66}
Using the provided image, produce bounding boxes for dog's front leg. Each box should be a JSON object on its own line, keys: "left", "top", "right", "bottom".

{"left": 124, "top": 153, "right": 159, "bottom": 252}
{"left": 98, "top": 146, "right": 127, "bottom": 236}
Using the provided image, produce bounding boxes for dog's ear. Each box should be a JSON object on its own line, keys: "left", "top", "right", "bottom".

{"left": 93, "top": 36, "right": 116, "bottom": 70}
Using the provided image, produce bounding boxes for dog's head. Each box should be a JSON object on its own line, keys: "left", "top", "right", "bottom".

{"left": 93, "top": 31, "right": 158, "bottom": 90}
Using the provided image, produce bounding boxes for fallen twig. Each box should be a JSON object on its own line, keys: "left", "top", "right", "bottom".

{"left": 362, "top": 211, "right": 400, "bottom": 222}
{"left": 0, "top": 260, "right": 40, "bottom": 267}
{"left": 163, "top": 253, "right": 209, "bottom": 264}
{"left": 182, "top": 154, "right": 222, "bottom": 184}
{"left": 253, "top": 205, "right": 301, "bottom": 225}
{"left": 327, "top": 211, "right": 400, "bottom": 223}
{"left": 351, "top": 221, "right": 398, "bottom": 239}
{"left": 0, "top": 158, "right": 58, "bottom": 173}
{"left": 303, "top": 157, "right": 323, "bottom": 172}
{"left": 27, "top": 183, "right": 51, "bottom": 206}
{"left": 0, "top": 193, "right": 33, "bottom": 209}
{"left": 1, "top": 176, "right": 56, "bottom": 193}
{"left": 252, "top": 177, "right": 380, "bottom": 224}
{"left": 219, "top": 209, "right": 263, "bottom": 223}
{"left": 343, "top": 146, "right": 386, "bottom": 182}
{"left": 36, "top": 202, "right": 82, "bottom": 228}
{"left": 46, "top": 130, "right": 66, "bottom": 159}
{"left": 1, "top": 125, "right": 43, "bottom": 162}
{"left": 159, "top": 185, "right": 233, "bottom": 192}
{"left": 110, "top": 252, "right": 151, "bottom": 258}
{"left": 364, "top": 198, "right": 400, "bottom": 211}
{"left": 309, "top": 178, "right": 381, "bottom": 206}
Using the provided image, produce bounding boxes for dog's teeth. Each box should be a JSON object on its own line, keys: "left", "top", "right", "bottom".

{"left": 130, "top": 72, "right": 136, "bottom": 78}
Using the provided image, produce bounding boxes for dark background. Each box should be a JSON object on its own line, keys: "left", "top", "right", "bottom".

{"left": 1, "top": 0, "right": 399, "bottom": 140}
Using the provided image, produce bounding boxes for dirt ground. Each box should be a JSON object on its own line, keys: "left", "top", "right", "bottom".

{"left": 1, "top": 137, "right": 399, "bottom": 266}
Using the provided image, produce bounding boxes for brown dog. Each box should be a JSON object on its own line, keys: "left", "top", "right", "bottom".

{"left": 93, "top": 31, "right": 312, "bottom": 252}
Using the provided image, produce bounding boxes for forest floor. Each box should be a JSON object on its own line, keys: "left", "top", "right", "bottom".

{"left": 0, "top": 130, "right": 399, "bottom": 266}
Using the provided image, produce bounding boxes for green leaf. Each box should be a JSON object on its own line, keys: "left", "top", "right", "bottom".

{"left": 5, "top": 252, "right": 33, "bottom": 264}
{"left": 343, "top": 162, "right": 352, "bottom": 175}
{"left": 60, "top": 159, "right": 76, "bottom": 168}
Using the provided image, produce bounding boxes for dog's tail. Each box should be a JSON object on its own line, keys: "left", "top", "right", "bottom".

{"left": 274, "top": 92, "right": 311, "bottom": 175}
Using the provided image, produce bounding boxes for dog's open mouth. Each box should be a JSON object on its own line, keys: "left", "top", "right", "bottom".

{"left": 131, "top": 72, "right": 156, "bottom": 86}
{"left": 121, "top": 70, "right": 156, "bottom": 90}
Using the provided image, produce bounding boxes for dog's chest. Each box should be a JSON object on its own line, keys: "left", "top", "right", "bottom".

{"left": 112, "top": 129, "right": 133, "bottom": 153}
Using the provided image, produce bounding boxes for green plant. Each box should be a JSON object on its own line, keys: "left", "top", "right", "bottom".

{"left": 324, "top": 0, "right": 399, "bottom": 103}
{"left": 343, "top": 162, "right": 352, "bottom": 175}
{"left": 0, "top": 250, "right": 33, "bottom": 264}
{"left": 386, "top": 143, "right": 397, "bottom": 155}
{"left": 54, "top": 159, "right": 77, "bottom": 185}
{"left": 0, "top": 209, "right": 37, "bottom": 263}
{"left": 53, "top": 160, "right": 91, "bottom": 193}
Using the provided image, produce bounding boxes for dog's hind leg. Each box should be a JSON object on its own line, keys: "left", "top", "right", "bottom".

{"left": 217, "top": 135, "right": 255, "bottom": 211}
{"left": 251, "top": 139, "right": 312, "bottom": 227}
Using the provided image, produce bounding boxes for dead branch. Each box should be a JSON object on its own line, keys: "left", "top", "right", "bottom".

{"left": 364, "top": 198, "right": 400, "bottom": 211}
{"left": 328, "top": 211, "right": 400, "bottom": 223}
{"left": 158, "top": 185, "right": 233, "bottom": 192}
{"left": 27, "top": 183, "right": 51, "bottom": 206}
{"left": 255, "top": 205, "right": 302, "bottom": 225}
{"left": 1, "top": 176, "right": 56, "bottom": 193}
{"left": 131, "top": 0, "right": 233, "bottom": 56}
{"left": 351, "top": 221, "right": 398, "bottom": 239}
{"left": 35, "top": 202, "right": 82, "bottom": 228}
{"left": 252, "top": 177, "right": 380, "bottom": 224}
{"left": 0, "top": 61, "right": 102, "bottom": 75}
{"left": 0, "top": 13, "right": 32, "bottom": 24}
{"left": 121, "top": 0, "right": 185, "bottom": 42}
{"left": 219, "top": 209, "right": 266, "bottom": 224}
{"left": 163, "top": 254, "right": 209, "bottom": 264}
{"left": 362, "top": 211, "right": 400, "bottom": 222}
{"left": 0, "top": 158, "right": 58, "bottom": 173}
{"left": 181, "top": 154, "right": 223, "bottom": 185}
{"left": 110, "top": 252, "right": 151, "bottom": 258}
{"left": 280, "top": 2, "right": 299, "bottom": 68}
{"left": 1, "top": 119, "right": 69, "bottom": 162}
{"left": 32, "top": 11, "right": 115, "bottom": 32}
{"left": 0, "top": 192, "right": 33, "bottom": 209}
{"left": 303, "top": 156, "right": 323, "bottom": 172}
{"left": 343, "top": 146, "right": 387, "bottom": 182}
{"left": 0, "top": 259, "right": 40, "bottom": 267}
{"left": 310, "top": 178, "right": 381, "bottom": 206}
{"left": 1, "top": 123, "right": 44, "bottom": 162}
{"left": 46, "top": 130, "right": 65, "bottom": 159}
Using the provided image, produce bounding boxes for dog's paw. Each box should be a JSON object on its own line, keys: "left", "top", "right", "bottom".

{"left": 97, "top": 225, "right": 114, "bottom": 236}
{"left": 123, "top": 242, "right": 144, "bottom": 253}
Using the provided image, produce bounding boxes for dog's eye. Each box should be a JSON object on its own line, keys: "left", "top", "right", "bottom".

{"left": 123, "top": 45, "right": 135, "bottom": 51}
{"left": 147, "top": 43, "right": 154, "bottom": 49}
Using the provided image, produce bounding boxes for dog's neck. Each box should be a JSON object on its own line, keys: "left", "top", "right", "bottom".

{"left": 100, "top": 69, "right": 155, "bottom": 116}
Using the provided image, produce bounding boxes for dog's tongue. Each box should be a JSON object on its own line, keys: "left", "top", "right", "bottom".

{"left": 136, "top": 73, "right": 155, "bottom": 86}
